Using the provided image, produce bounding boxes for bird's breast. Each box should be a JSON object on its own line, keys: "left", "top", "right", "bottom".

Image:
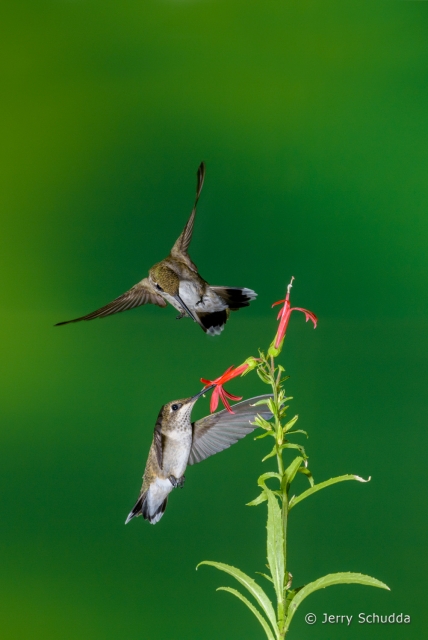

{"left": 161, "top": 430, "right": 192, "bottom": 478}
{"left": 179, "top": 280, "right": 227, "bottom": 312}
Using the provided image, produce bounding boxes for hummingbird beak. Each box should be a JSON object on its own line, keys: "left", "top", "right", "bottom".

{"left": 190, "top": 384, "right": 215, "bottom": 402}
{"left": 173, "top": 295, "right": 199, "bottom": 324}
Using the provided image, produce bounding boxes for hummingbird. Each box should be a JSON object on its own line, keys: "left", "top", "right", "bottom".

{"left": 125, "top": 390, "right": 272, "bottom": 525}
{"left": 56, "top": 163, "right": 257, "bottom": 335}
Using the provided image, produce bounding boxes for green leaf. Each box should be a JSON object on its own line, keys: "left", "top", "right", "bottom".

{"left": 262, "top": 446, "right": 277, "bottom": 463}
{"left": 284, "top": 572, "right": 390, "bottom": 632}
{"left": 287, "top": 429, "right": 308, "bottom": 438}
{"left": 282, "top": 457, "right": 304, "bottom": 491}
{"left": 288, "top": 475, "right": 371, "bottom": 510}
{"left": 278, "top": 398, "right": 293, "bottom": 416}
{"left": 297, "top": 466, "right": 314, "bottom": 487}
{"left": 277, "top": 391, "right": 289, "bottom": 410}
{"left": 266, "top": 490, "right": 285, "bottom": 608}
{"left": 198, "top": 561, "right": 278, "bottom": 635}
{"left": 258, "top": 472, "right": 282, "bottom": 489}
{"left": 252, "top": 398, "right": 272, "bottom": 407}
{"left": 261, "top": 443, "right": 308, "bottom": 461}
{"left": 280, "top": 442, "right": 307, "bottom": 459}
{"left": 253, "top": 415, "right": 274, "bottom": 431}
{"left": 283, "top": 415, "right": 299, "bottom": 433}
{"left": 254, "top": 430, "right": 275, "bottom": 440}
{"left": 285, "top": 586, "right": 303, "bottom": 612}
{"left": 257, "top": 368, "right": 272, "bottom": 384}
{"left": 267, "top": 398, "right": 277, "bottom": 416}
{"left": 217, "top": 587, "right": 277, "bottom": 640}
{"left": 247, "top": 491, "right": 268, "bottom": 507}
{"left": 256, "top": 572, "right": 274, "bottom": 584}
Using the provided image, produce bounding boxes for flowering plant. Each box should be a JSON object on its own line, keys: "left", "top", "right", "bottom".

{"left": 198, "top": 279, "right": 389, "bottom": 639}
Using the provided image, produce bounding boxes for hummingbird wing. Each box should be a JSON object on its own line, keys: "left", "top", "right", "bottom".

{"left": 55, "top": 278, "right": 167, "bottom": 325}
{"left": 170, "top": 162, "right": 205, "bottom": 272}
{"left": 153, "top": 423, "right": 164, "bottom": 468}
{"left": 188, "top": 395, "right": 273, "bottom": 465}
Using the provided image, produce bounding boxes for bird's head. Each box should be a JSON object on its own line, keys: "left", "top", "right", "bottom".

{"left": 149, "top": 262, "right": 200, "bottom": 323}
{"left": 158, "top": 387, "right": 215, "bottom": 427}
{"left": 149, "top": 263, "right": 180, "bottom": 296}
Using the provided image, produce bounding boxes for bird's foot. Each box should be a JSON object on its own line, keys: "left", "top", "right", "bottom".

{"left": 168, "top": 475, "right": 185, "bottom": 489}
{"left": 176, "top": 311, "right": 186, "bottom": 320}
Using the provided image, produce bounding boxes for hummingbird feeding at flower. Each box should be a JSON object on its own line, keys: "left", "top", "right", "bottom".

{"left": 125, "top": 389, "right": 272, "bottom": 525}
{"left": 56, "top": 163, "right": 257, "bottom": 335}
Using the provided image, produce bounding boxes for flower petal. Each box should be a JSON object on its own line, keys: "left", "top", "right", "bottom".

{"left": 272, "top": 299, "right": 286, "bottom": 308}
{"left": 219, "top": 387, "right": 233, "bottom": 414}
{"left": 210, "top": 387, "right": 220, "bottom": 413}
{"left": 200, "top": 363, "right": 249, "bottom": 414}
{"left": 274, "top": 309, "right": 291, "bottom": 348}
{"left": 290, "top": 307, "right": 318, "bottom": 328}
{"left": 218, "top": 365, "right": 244, "bottom": 383}
{"left": 222, "top": 390, "right": 243, "bottom": 401}
{"left": 271, "top": 278, "right": 316, "bottom": 352}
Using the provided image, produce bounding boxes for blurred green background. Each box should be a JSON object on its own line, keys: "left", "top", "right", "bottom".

{"left": 1, "top": 1, "right": 427, "bottom": 638}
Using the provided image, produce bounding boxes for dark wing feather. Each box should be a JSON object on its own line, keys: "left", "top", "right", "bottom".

{"left": 153, "top": 424, "right": 163, "bottom": 468}
{"left": 55, "top": 278, "right": 166, "bottom": 325}
{"left": 188, "top": 394, "right": 273, "bottom": 465}
{"left": 170, "top": 162, "right": 205, "bottom": 271}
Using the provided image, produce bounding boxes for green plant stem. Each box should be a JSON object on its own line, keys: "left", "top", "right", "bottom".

{"left": 269, "top": 355, "right": 288, "bottom": 638}
{"left": 279, "top": 457, "right": 289, "bottom": 640}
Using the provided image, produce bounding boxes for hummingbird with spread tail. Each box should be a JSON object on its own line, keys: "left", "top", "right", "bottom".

{"left": 125, "top": 390, "right": 272, "bottom": 525}
{"left": 56, "top": 163, "right": 257, "bottom": 335}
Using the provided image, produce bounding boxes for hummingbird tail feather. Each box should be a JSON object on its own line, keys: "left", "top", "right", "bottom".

{"left": 125, "top": 492, "right": 147, "bottom": 524}
{"left": 125, "top": 491, "right": 168, "bottom": 525}
{"left": 197, "top": 309, "right": 229, "bottom": 336}
{"left": 143, "top": 495, "right": 168, "bottom": 525}
{"left": 210, "top": 287, "right": 257, "bottom": 310}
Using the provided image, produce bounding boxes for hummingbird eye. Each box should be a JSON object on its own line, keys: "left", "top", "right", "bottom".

{"left": 155, "top": 283, "right": 164, "bottom": 292}
{"left": 171, "top": 403, "right": 182, "bottom": 411}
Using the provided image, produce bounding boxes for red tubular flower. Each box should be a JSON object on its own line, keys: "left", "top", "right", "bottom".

{"left": 201, "top": 363, "right": 249, "bottom": 414}
{"left": 272, "top": 277, "right": 317, "bottom": 348}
